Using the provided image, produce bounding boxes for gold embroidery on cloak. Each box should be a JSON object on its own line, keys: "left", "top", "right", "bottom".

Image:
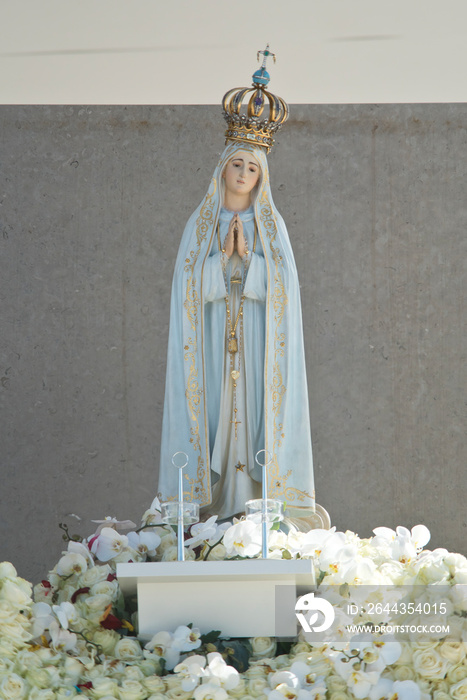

{"left": 182, "top": 178, "right": 217, "bottom": 504}
{"left": 258, "top": 188, "right": 312, "bottom": 505}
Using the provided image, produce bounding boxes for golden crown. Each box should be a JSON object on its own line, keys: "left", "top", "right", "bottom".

{"left": 222, "top": 45, "right": 289, "bottom": 154}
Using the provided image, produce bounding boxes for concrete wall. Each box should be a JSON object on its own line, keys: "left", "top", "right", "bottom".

{"left": 1, "top": 105, "right": 465, "bottom": 584}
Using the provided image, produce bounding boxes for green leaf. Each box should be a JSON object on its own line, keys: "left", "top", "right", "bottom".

{"left": 282, "top": 549, "right": 292, "bottom": 560}
{"left": 200, "top": 629, "right": 222, "bottom": 645}
{"left": 317, "top": 570, "right": 326, "bottom": 586}
{"left": 219, "top": 639, "right": 250, "bottom": 673}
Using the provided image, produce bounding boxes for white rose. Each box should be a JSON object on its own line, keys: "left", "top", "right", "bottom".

{"left": 0, "top": 622, "right": 31, "bottom": 646}
{"left": 83, "top": 594, "right": 113, "bottom": 613}
{"left": 117, "top": 680, "right": 147, "bottom": 700}
{"left": 27, "top": 689, "right": 56, "bottom": 700}
{"left": 444, "top": 552, "right": 467, "bottom": 573}
{"left": 90, "top": 581, "right": 119, "bottom": 601}
{"left": 0, "top": 580, "right": 32, "bottom": 608}
{"left": 164, "top": 687, "right": 192, "bottom": 700}
{"left": 412, "top": 647, "right": 450, "bottom": 679}
{"left": 290, "top": 641, "right": 312, "bottom": 655}
{"left": 454, "top": 569, "right": 467, "bottom": 585}
{"left": 434, "top": 679, "right": 450, "bottom": 693}
{"left": 248, "top": 658, "right": 277, "bottom": 673}
{"left": 114, "top": 638, "right": 144, "bottom": 661}
{"left": 329, "top": 692, "right": 352, "bottom": 700}
{"left": 204, "top": 544, "right": 227, "bottom": 561}
{"left": 62, "top": 657, "right": 85, "bottom": 685}
{"left": 433, "top": 691, "right": 452, "bottom": 700}
{"left": 326, "top": 675, "right": 348, "bottom": 693}
{"left": 141, "top": 677, "right": 166, "bottom": 694}
{"left": 122, "top": 668, "right": 145, "bottom": 682}
{"left": 32, "top": 583, "right": 54, "bottom": 605}
{"left": 26, "top": 667, "right": 60, "bottom": 690}
{"left": 447, "top": 665, "right": 467, "bottom": 684}
{"left": 247, "top": 678, "right": 268, "bottom": 696}
{"left": 156, "top": 533, "right": 177, "bottom": 555}
{"left": 393, "top": 665, "right": 417, "bottom": 681}
{"left": 250, "top": 637, "right": 277, "bottom": 659}
{"left": 0, "top": 637, "right": 18, "bottom": 660}
{"left": 78, "top": 566, "right": 113, "bottom": 588}
{"left": 55, "top": 690, "right": 78, "bottom": 700}
{"left": 33, "top": 648, "right": 62, "bottom": 665}
{"left": 244, "top": 665, "right": 268, "bottom": 680}
{"left": 226, "top": 679, "right": 248, "bottom": 698}
{"left": 293, "top": 650, "right": 331, "bottom": 676}
{"left": 163, "top": 676, "right": 184, "bottom": 690}
{"left": 0, "top": 656, "right": 14, "bottom": 676}
{"left": 394, "top": 641, "right": 414, "bottom": 665}
{"left": 145, "top": 696, "right": 166, "bottom": 700}
{"left": 161, "top": 546, "right": 195, "bottom": 562}
{"left": 0, "top": 601, "right": 17, "bottom": 624}
{"left": 439, "top": 639, "right": 466, "bottom": 664}
{"left": 91, "top": 628, "right": 120, "bottom": 656}
{"left": 13, "top": 649, "right": 42, "bottom": 673}
{"left": 446, "top": 615, "right": 467, "bottom": 638}
{"left": 88, "top": 677, "right": 119, "bottom": 698}
{"left": 0, "top": 563, "right": 18, "bottom": 580}
{"left": 274, "top": 655, "right": 292, "bottom": 670}
{"left": 135, "top": 659, "right": 160, "bottom": 677}
{"left": 0, "top": 673, "right": 28, "bottom": 700}
{"left": 451, "top": 678, "right": 467, "bottom": 700}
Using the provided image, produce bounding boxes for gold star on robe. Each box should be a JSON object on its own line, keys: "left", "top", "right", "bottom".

{"left": 235, "top": 461, "right": 245, "bottom": 472}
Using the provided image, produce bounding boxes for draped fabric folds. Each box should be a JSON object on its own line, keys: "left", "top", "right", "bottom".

{"left": 158, "top": 142, "right": 315, "bottom": 518}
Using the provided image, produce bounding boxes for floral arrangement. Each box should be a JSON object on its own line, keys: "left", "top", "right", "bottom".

{"left": 1, "top": 498, "right": 467, "bottom": 700}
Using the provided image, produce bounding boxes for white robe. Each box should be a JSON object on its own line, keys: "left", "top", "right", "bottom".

{"left": 203, "top": 206, "right": 265, "bottom": 517}
{"left": 158, "top": 142, "right": 315, "bottom": 520}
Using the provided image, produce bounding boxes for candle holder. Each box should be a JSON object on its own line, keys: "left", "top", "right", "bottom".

{"left": 245, "top": 450, "right": 283, "bottom": 558}
{"left": 245, "top": 498, "right": 284, "bottom": 524}
{"left": 160, "top": 451, "right": 199, "bottom": 561}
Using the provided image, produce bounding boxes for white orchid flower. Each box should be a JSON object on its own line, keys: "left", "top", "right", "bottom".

{"left": 352, "top": 633, "right": 402, "bottom": 672}
{"left": 174, "top": 654, "right": 207, "bottom": 691}
{"left": 90, "top": 516, "right": 136, "bottom": 535}
{"left": 369, "top": 678, "right": 421, "bottom": 700}
{"left": 332, "top": 652, "right": 380, "bottom": 698}
{"left": 49, "top": 620, "right": 78, "bottom": 652}
{"left": 145, "top": 630, "right": 173, "bottom": 655}
{"left": 185, "top": 516, "right": 219, "bottom": 547}
{"left": 172, "top": 625, "right": 202, "bottom": 652}
{"left": 144, "top": 629, "right": 180, "bottom": 670}
{"left": 289, "top": 661, "right": 323, "bottom": 688}
{"left": 55, "top": 552, "right": 88, "bottom": 577}
{"left": 30, "top": 602, "right": 54, "bottom": 637}
{"left": 208, "top": 521, "right": 231, "bottom": 543}
{"left": 222, "top": 520, "right": 262, "bottom": 558}
{"left": 193, "top": 680, "right": 228, "bottom": 700}
{"left": 345, "top": 667, "right": 380, "bottom": 699}
{"left": 67, "top": 540, "right": 95, "bottom": 567}
{"left": 52, "top": 602, "right": 79, "bottom": 630}
{"left": 90, "top": 527, "right": 129, "bottom": 562}
{"left": 268, "top": 683, "right": 313, "bottom": 699}
{"left": 205, "top": 652, "right": 239, "bottom": 690}
{"left": 269, "top": 670, "right": 301, "bottom": 690}
{"left": 141, "top": 497, "right": 164, "bottom": 526}
{"left": 299, "top": 528, "right": 342, "bottom": 559}
{"left": 372, "top": 525, "right": 430, "bottom": 564}
{"left": 126, "top": 531, "right": 161, "bottom": 557}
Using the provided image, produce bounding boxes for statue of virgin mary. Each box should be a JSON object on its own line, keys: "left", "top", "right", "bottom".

{"left": 157, "top": 49, "right": 315, "bottom": 521}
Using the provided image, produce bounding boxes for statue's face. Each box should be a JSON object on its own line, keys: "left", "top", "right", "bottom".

{"left": 223, "top": 151, "right": 260, "bottom": 197}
